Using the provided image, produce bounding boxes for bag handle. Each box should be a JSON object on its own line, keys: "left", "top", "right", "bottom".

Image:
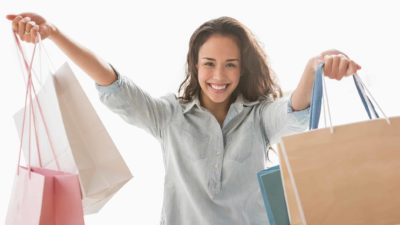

{"left": 309, "top": 63, "right": 383, "bottom": 130}
{"left": 13, "top": 30, "right": 56, "bottom": 89}
{"left": 16, "top": 37, "right": 37, "bottom": 175}
{"left": 13, "top": 31, "right": 61, "bottom": 173}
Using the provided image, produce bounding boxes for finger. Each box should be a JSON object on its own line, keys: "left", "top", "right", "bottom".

{"left": 24, "top": 21, "right": 36, "bottom": 41}
{"left": 18, "top": 17, "right": 31, "bottom": 39}
{"left": 323, "top": 55, "right": 333, "bottom": 77}
{"left": 31, "top": 25, "right": 40, "bottom": 43}
{"left": 347, "top": 60, "right": 360, "bottom": 75}
{"left": 6, "top": 14, "right": 18, "bottom": 21}
{"left": 25, "top": 21, "right": 35, "bottom": 32}
{"left": 338, "top": 56, "right": 350, "bottom": 79}
{"left": 11, "top": 15, "right": 23, "bottom": 33}
{"left": 331, "top": 55, "right": 341, "bottom": 79}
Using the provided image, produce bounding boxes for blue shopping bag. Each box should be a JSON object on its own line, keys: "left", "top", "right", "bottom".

{"left": 257, "top": 165, "right": 289, "bottom": 225}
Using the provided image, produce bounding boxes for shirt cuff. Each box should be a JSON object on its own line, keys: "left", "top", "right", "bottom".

{"left": 95, "top": 64, "right": 122, "bottom": 94}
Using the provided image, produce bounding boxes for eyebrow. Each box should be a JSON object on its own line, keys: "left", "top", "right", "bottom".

{"left": 201, "top": 57, "right": 240, "bottom": 62}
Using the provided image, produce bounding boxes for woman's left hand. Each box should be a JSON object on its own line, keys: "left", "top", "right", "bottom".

{"left": 316, "top": 49, "right": 362, "bottom": 80}
{"left": 291, "top": 49, "right": 362, "bottom": 111}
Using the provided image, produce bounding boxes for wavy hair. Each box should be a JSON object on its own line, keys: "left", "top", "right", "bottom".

{"left": 178, "top": 16, "right": 282, "bottom": 102}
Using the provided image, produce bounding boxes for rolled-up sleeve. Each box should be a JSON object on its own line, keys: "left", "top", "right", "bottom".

{"left": 260, "top": 94, "right": 310, "bottom": 144}
{"left": 95, "top": 67, "right": 176, "bottom": 139}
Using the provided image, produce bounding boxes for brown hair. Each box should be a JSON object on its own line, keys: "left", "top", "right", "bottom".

{"left": 178, "top": 16, "right": 282, "bottom": 102}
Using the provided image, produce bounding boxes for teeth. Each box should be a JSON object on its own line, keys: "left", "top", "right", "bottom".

{"left": 210, "top": 84, "right": 227, "bottom": 90}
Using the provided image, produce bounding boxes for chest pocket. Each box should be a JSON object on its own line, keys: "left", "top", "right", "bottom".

{"left": 224, "top": 123, "right": 254, "bottom": 163}
{"left": 180, "top": 125, "right": 210, "bottom": 160}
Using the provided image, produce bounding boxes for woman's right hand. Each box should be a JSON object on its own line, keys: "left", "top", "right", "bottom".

{"left": 6, "top": 12, "right": 56, "bottom": 43}
{"left": 7, "top": 12, "right": 117, "bottom": 85}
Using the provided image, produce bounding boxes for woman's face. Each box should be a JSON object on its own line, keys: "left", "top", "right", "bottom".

{"left": 197, "top": 34, "right": 241, "bottom": 109}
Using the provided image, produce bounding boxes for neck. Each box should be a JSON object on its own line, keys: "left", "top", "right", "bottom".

{"left": 200, "top": 94, "right": 231, "bottom": 127}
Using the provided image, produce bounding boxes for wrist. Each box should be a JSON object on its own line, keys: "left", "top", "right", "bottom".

{"left": 292, "top": 57, "right": 319, "bottom": 110}
{"left": 307, "top": 56, "right": 320, "bottom": 74}
{"left": 48, "top": 23, "right": 60, "bottom": 40}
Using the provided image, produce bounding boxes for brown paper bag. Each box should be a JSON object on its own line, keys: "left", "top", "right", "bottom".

{"left": 278, "top": 117, "right": 400, "bottom": 225}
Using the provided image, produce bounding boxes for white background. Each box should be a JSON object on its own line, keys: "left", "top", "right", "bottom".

{"left": 1, "top": 0, "right": 399, "bottom": 224}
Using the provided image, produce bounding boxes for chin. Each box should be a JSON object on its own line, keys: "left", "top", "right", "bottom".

{"left": 208, "top": 95, "right": 231, "bottom": 104}
{"left": 201, "top": 86, "right": 234, "bottom": 105}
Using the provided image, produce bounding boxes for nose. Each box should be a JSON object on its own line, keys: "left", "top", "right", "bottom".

{"left": 213, "top": 64, "right": 226, "bottom": 81}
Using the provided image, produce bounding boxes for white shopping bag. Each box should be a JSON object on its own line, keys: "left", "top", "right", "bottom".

{"left": 14, "top": 62, "right": 133, "bottom": 214}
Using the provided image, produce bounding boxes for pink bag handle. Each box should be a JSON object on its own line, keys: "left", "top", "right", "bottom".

{"left": 13, "top": 31, "right": 61, "bottom": 173}
{"left": 16, "top": 35, "right": 36, "bottom": 174}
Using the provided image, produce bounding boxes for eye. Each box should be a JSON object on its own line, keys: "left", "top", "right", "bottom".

{"left": 226, "top": 63, "right": 237, "bottom": 68}
{"left": 204, "top": 62, "right": 214, "bottom": 67}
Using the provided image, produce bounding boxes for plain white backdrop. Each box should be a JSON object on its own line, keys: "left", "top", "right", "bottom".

{"left": 1, "top": 0, "right": 399, "bottom": 224}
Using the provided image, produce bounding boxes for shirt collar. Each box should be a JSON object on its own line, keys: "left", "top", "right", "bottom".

{"left": 182, "top": 96, "right": 202, "bottom": 114}
{"left": 181, "top": 94, "right": 260, "bottom": 114}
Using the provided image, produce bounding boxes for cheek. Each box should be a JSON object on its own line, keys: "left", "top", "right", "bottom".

{"left": 229, "top": 71, "right": 241, "bottom": 85}
{"left": 197, "top": 69, "right": 210, "bottom": 83}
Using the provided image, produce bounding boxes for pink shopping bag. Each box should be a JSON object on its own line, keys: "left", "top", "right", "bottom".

{"left": 5, "top": 32, "right": 85, "bottom": 225}
{"left": 5, "top": 167, "right": 85, "bottom": 225}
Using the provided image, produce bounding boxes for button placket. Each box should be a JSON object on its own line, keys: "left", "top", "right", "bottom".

{"left": 215, "top": 137, "right": 225, "bottom": 192}
{"left": 213, "top": 130, "right": 224, "bottom": 193}
{"left": 203, "top": 108, "right": 228, "bottom": 194}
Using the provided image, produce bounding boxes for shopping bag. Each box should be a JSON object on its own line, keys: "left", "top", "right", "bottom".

{"left": 13, "top": 35, "right": 132, "bottom": 214}
{"left": 6, "top": 36, "right": 85, "bottom": 225}
{"left": 278, "top": 64, "right": 400, "bottom": 225}
{"left": 5, "top": 167, "right": 85, "bottom": 225}
{"left": 257, "top": 165, "right": 290, "bottom": 225}
{"left": 257, "top": 64, "right": 379, "bottom": 225}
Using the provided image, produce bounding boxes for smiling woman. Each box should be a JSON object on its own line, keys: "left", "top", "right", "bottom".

{"left": 1, "top": 1, "right": 399, "bottom": 225}
{"left": 179, "top": 17, "right": 285, "bottom": 127}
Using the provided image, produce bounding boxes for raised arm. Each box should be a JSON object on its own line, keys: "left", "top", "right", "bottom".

{"left": 290, "top": 49, "right": 361, "bottom": 111}
{"left": 261, "top": 49, "right": 362, "bottom": 144}
{"left": 7, "top": 12, "right": 116, "bottom": 85}
{"left": 7, "top": 12, "right": 177, "bottom": 139}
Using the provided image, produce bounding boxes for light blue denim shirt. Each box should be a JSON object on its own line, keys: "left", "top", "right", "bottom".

{"left": 96, "top": 70, "right": 310, "bottom": 225}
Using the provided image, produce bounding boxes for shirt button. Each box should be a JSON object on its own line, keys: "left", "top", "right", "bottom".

{"left": 214, "top": 164, "right": 218, "bottom": 169}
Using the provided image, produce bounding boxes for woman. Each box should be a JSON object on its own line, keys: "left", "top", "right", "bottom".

{"left": 7, "top": 13, "right": 360, "bottom": 224}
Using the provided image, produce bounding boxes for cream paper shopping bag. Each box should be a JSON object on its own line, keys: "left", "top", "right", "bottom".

{"left": 14, "top": 62, "right": 133, "bottom": 214}
{"left": 277, "top": 64, "right": 400, "bottom": 225}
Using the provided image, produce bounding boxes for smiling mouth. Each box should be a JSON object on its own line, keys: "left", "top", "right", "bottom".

{"left": 208, "top": 83, "right": 228, "bottom": 91}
